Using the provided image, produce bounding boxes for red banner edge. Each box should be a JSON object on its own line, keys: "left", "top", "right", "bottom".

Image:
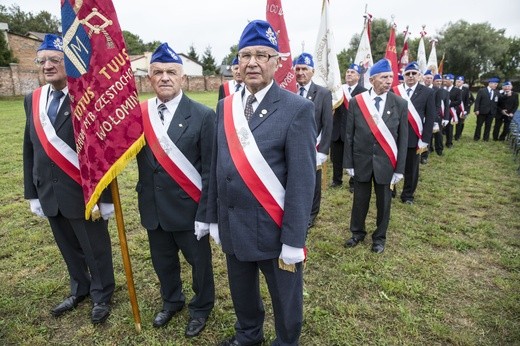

{"left": 84, "top": 133, "right": 145, "bottom": 219}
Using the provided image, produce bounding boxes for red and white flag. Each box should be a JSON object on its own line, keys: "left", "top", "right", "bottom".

{"left": 398, "top": 26, "right": 410, "bottom": 72}
{"left": 354, "top": 12, "right": 373, "bottom": 89}
{"left": 384, "top": 22, "right": 399, "bottom": 87}
{"left": 266, "top": 0, "right": 296, "bottom": 92}
{"left": 313, "top": 0, "right": 343, "bottom": 109}
{"left": 61, "top": 0, "right": 145, "bottom": 219}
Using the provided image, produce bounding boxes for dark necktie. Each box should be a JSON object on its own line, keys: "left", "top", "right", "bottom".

{"left": 407, "top": 88, "right": 413, "bottom": 97}
{"left": 158, "top": 103, "right": 167, "bottom": 124}
{"left": 299, "top": 86, "right": 305, "bottom": 97}
{"left": 374, "top": 96, "right": 382, "bottom": 112}
{"left": 348, "top": 87, "right": 352, "bottom": 94}
{"left": 244, "top": 94, "right": 256, "bottom": 121}
{"left": 48, "top": 90, "right": 64, "bottom": 124}
{"left": 235, "top": 83, "right": 241, "bottom": 92}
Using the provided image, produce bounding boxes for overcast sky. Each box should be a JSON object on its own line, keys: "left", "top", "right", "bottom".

{"left": 7, "top": 0, "right": 520, "bottom": 63}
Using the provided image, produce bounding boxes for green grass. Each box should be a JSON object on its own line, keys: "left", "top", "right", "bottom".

{"left": 0, "top": 93, "right": 519, "bottom": 345}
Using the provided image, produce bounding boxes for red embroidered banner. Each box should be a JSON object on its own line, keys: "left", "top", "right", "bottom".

{"left": 266, "top": 0, "right": 297, "bottom": 92}
{"left": 61, "top": 0, "right": 145, "bottom": 219}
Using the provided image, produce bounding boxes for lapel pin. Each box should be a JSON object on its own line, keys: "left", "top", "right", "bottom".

{"left": 387, "top": 111, "right": 391, "bottom": 115}
{"left": 179, "top": 123, "right": 183, "bottom": 127}
{"left": 260, "top": 109, "right": 267, "bottom": 117}
{"left": 64, "top": 111, "right": 70, "bottom": 116}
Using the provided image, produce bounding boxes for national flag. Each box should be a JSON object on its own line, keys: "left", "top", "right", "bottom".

{"left": 417, "top": 27, "right": 428, "bottom": 73}
{"left": 313, "top": 0, "right": 343, "bottom": 109}
{"left": 427, "top": 38, "right": 438, "bottom": 73}
{"left": 61, "top": 0, "right": 145, "bottom": 219}
{"left": 384, "top": 22, "right": 399, "bottom": 86}
{"left": 266, "top": 0, "right": 297, "bottom": 92}
{"left": 438, "top": 53, "right": 445, "bottom": 75}
{"left": 398, "top": 26, "right": 410, "bottom": 72}
{"left": 354, "top": 12, "right": 373, "bottom": 88}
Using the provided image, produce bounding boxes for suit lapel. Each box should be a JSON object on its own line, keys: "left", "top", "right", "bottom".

{"left": 248, "top": 84, "right": 281, "bottom": 132}
{"left": 382, "top": 93, "right": 396, "bottom": 123}
{"left": 306, "top": 82, "right": 317, "bottom": 102}
{"left": 53, "top": 96, "right": 71, "bottom": 132}
{"left": 167, "top": 94, "right": 189, "bottom": 143}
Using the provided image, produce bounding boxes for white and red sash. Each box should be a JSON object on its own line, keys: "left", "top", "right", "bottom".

{"left": 356, "top": 92, "right": 398, "bottom": 169}
{"left": 223, "top": 93, "right": 285, "bottom": 227}
{"left": 222, "top": 81, "right": 231, "bottom": 98}
{"left": 32, "top": 85, "right": 81, "bottom": 184}
{"left": 342, "top": 84, "right": 353, "bottom": 109}
{"left": 440, "top": 99, "right": 446, "bottom": 119}
{"left": 141, "top": 99, "right": 202, "bottom": 203}
{"left": 393, "top": 84, "right": 423, "bottom": 140}
{"left": 449, "top": 107, "right": 459, "bottom": 124}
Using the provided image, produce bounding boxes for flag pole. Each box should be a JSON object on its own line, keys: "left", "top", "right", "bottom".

{"left": 110, "top": 178, "right": 142, "bottom": 332}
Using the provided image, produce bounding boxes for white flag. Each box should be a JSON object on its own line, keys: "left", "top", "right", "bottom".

{"left": 417, "top": 28, "right": 428, "bottom": 73}
{"left": 426, "top": 38, "right": 438, "bottom": 73}
{"left": 354, "top": 17, "right": 373, "bottom": 89}
{"left": 313, "top": 0, "right": 343, "bottom": 109}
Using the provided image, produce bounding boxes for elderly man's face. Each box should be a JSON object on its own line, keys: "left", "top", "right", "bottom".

{"left": 455, "top": 79, "right": 464, "bottom": 87}
{"left": 345, "top": 69, "right": 360, "bottom": 86}
{"left": 232, "top": 64, "right": 243, "bottom": 83}
{"left": 433, "top": 79, "right": 442, "bottom": 88}
{"left": 295, "top": 64, "right": 314, "bottom": 86}
{"left": 148, "top": 62, "right": 185, "bottom": 102}
{"left": 423, "top": 75, "right": 433, "bottom": 86}
{"left": 36, "top": 50, "right": 67, "bottom": 89}
{"left": 370, "top": 72, "right": 393, "bottom": 95}
{"left": 238, "top": 45, "right": 279, "bottom": 94}
{"left": 404, "top": 69, "right": 420, "bottom": 87}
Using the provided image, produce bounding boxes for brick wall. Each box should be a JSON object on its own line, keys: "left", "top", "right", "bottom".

{"left": 7, "top": 32, "right": 41, "bottom": 72}
{"left": 135, "top": 75, "right": 230, "bottom": 94}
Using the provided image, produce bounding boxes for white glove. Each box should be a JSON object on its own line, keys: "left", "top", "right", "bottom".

{"left": 391, "top": 173, "right": 404, "bottom": 185}
{"left": 432, "top": 122, "right": 440, "bottom": 133}
{"left": 29, "top": 199, "right": 46, "bottom": 218}
{"left": 417, "top": 140, "right": 428, "bottom": 149}
{"left": 346, "top": 168, "right": 355, "bottom": 177}
{"left": 194, "top": 221, "right": 210, "bottom": 240}
{"left": 316, "top": 152, "right": 328, "bottom": 166}
{"left": 209, "top": 223, "right": 220, "bottom": 245}
{"left": 99, "top": 203, "right": 114, "bottom": 220}
{"left": 441, "top": 120, "right": 449, "bottom": 127}
{"left": 279, "top": 244, "right": 305, "bottom": 265}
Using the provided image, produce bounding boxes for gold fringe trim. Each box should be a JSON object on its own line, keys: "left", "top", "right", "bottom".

{"left": 84, "top": 134, "right": 145, "bottom": 220}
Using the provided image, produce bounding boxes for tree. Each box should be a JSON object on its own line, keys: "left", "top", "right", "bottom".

{"left": 222, "top": 44, "right": 238, "bottom": 66}
{"left": 438, "top": 20, "right": 509, "bottom": 86}
{"left": 496, "top": 37, "right": 520, "bottom": 81}
{"left": 0, "top": 5, "right": 60, "bottom": 34}
{"left": 0, "top": 32, "right": 17, "bottom": 66}
{"left": 201, "top": 46, "right": 217, "bottom": 76}
{"left": 187, "top": 45, "right": 200, "bottom": 64}
{"left": 122, "top": 30, "right": 146, "bottom": 55}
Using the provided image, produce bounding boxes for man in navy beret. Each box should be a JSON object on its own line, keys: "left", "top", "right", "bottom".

{"left": 474, "top": 77, "right": 499, "bottom": 141}
{"left": 207, "top": 20, "right": 316, "bottom": 346}
{"left": 136, "top": 42, "right": 215, "bottom": 337}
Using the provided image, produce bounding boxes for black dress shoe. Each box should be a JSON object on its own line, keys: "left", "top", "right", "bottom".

{"left": 218, "top": 336, "right": 263, "bottom": 346}
{"left": 330, "top": 181, "right": 342, "bottom": 188}
{"left": 185, "top": 317, "right": 207, "bottom": 337}
{"left": 153, "top": 307, "right": 182, "bottom": 328}
{"left": 371, "top": 244, "right": 385, "bottom": 254}
{"left": 51, "top": 295, "right": 87, "bottom": 317}
{"left": 344, "top": 237, "right": 363, "bottom": 248}
{"left": 91, "top": 302, "right": 111, "bottom": 324}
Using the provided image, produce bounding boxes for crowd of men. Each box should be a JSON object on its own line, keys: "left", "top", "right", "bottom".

{"left": 23, "top": 19, "right": 518, "bottom": 345}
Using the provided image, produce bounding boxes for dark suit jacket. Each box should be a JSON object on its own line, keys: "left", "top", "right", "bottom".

{"left": 344, "top": 91, "right": 408, "bottom": 184}
{"left": 460, "top": 86, "right": 471, "bottom": 112}
{"left": 136, "top": 94, "right": 215, "bottom": 231}
{"left": 448, "top": 86, "right": 462, "bottom": 114}
{"left": 218, "top": 81, "right": 242, "bottom": 101}
{"left": 332, "top": 84, "right": 366, "bottom": 142}
{"left": 23, "top": 89, "right": 111, "bottom": 219}
{"left": 406, "top": 84, "right": 436, "bottom": 147}
{"left": 207, "top": 83, "right": 316, "bottom": 262}
{"left": 305, "top": 82, "right": 333, "bottom": 154}
{"left": 474, "top": 87, "right": 498, "bottom": 115}
{"left": 435, "top": 87, "right": 451, "bottom": 121}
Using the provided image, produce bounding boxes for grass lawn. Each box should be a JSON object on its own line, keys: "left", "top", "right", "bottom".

{"left": 0, "top": 91, "right": 518, "bottom": 345}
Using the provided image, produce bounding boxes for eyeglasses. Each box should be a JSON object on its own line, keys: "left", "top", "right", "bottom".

{"left": 34, "top": 57, "right": 64, "bottom": 66}
{"left": 237, "top": 52, "right": 279, "bottom": 63}
{"left": 405, "top": 71, "right": 418, "bottom": 76}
